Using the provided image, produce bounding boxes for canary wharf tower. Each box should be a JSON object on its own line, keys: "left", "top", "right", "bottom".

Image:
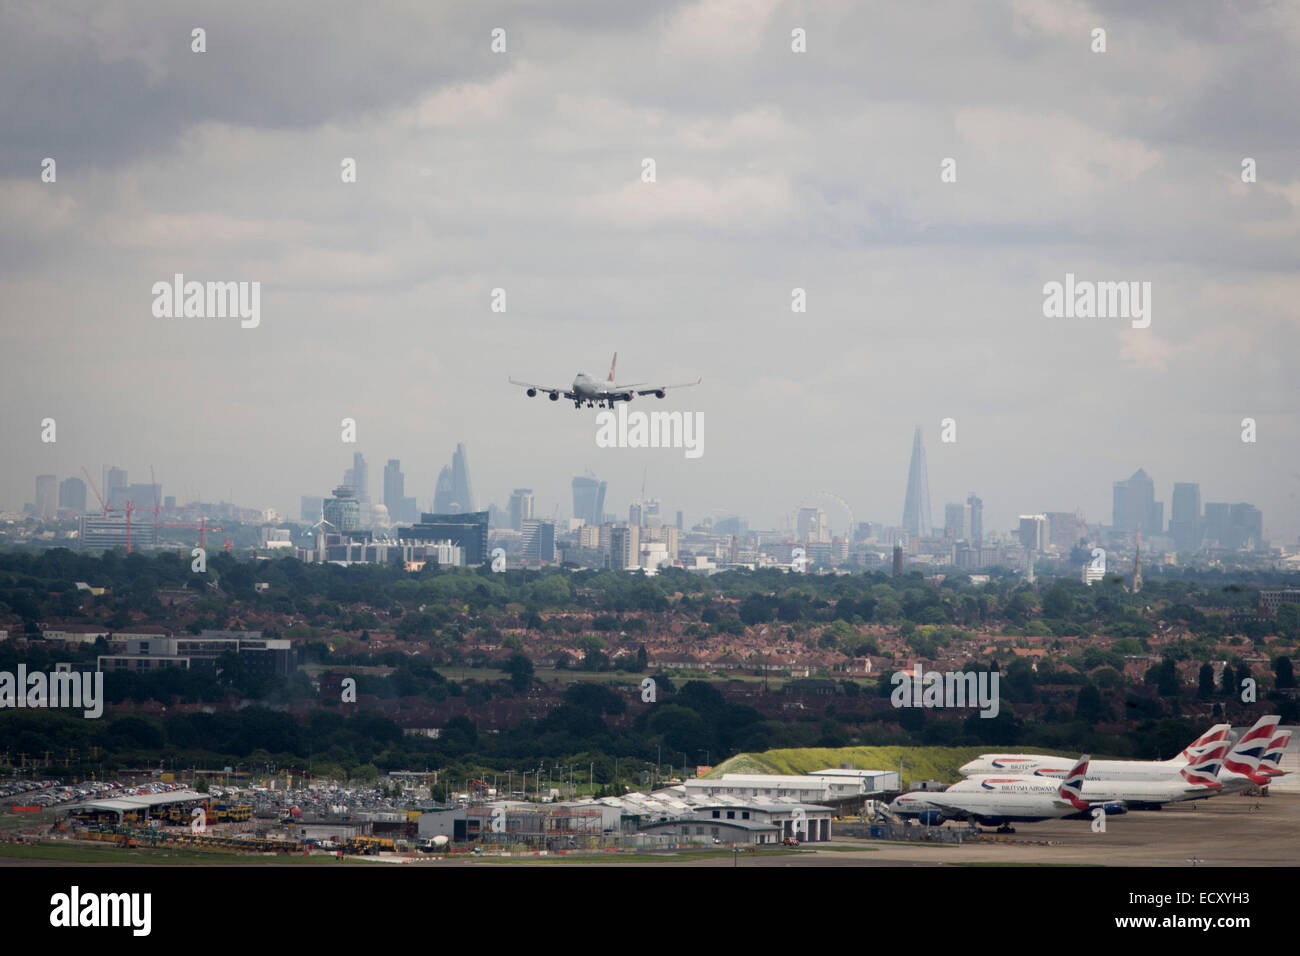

{"left": 901, "top": 426, "right": 932, "bottom": 538}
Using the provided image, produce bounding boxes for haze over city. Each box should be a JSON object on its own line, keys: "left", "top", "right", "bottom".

{"left": 3, "top": 0, "right": 1298, "bottom": 540}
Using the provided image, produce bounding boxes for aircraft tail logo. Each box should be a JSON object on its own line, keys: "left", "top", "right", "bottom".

{"left": 1179, "top": 741, "right": 1227, "bottom": 788}
{"left": 1223, "top": 715, "right": 1281, "bottom": 781}
{"left": 1058, "top": 755, "right": 1090, "bottom": 810}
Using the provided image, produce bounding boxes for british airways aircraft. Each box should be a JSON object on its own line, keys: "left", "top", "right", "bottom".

{"left": 956, "top": 723, "right": 1232, "bottom": 779}
{"left": 509, "top": 353, "right": 700, "bottom": 410}
{"left": 889, "top": 755, "right": 1096, "bottom": 832}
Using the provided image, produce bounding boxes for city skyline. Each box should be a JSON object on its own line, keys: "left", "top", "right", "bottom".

{"left": 3, "top": 4, "right": 1297, "bottom": 542}
{"left": 17, "top": 442, "right": 1276, "bottom": 549}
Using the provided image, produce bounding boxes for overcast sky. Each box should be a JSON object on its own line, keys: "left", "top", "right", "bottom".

{"left": 3, "top": 0, "right": 1298, "bottom": 542}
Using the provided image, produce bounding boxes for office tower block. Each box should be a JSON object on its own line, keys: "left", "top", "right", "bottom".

{"left": 1202, "top": 503, "right": 1230, "bottom": 548}
{"left": 572, "top": 475, "right": 607, "bottom": 526}
{"left": 944, "top": 502, "right": 970, "bottom": 540}
{"left": 106, "top": 467, "right": 128, "bottom": 510}
{"left": 1229, "top": 503, "right": 1264, "bottom": 551}
{"left": 383, "top": 460, "right": 418, "bottom": 524}
{"left": 59, "top": 476, "right": 87, "bottom": 513}
{"left": 1018, "top": 515, "right": 1047, "bottom": 551}
{"left": 1171, "top": 482, "right": 1201, "bottom": 551}
{"left": 1113, "top": 468, "right": 1162, "bottom": 535}
{"left": 521, "top": 518, "right": 555, "bottom": 562}
{"left": 35, "top": 475, "right": 57, "bottom": 518}
{"left": 509, "top": 489, "right": 535, "bottom": 531}
{"left": 966, "top": 493, "right": 983, "bottom": 544}
{"left": 610, "top": 524, "right": 640, "bottom": 570}
{"left": 343, "top": 452, "right": 369, "bottom": 501}
{"left": 901, "top": 427, "right": 931, "bottom": 537}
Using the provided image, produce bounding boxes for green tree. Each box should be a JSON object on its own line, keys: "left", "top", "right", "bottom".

{"left": 505, "top": 653, "right": 534, "bottom": 693}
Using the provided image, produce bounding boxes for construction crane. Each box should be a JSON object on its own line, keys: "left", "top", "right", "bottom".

{"left": 158, "top": 516, "right": 227, "bottom": 551}
{"left": 81, "top": 466, "right": 110, "bottom": 515}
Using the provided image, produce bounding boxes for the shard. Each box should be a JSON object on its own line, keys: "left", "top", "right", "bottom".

{"left": 901, "top": 426, "right": 931, "bottom": 538}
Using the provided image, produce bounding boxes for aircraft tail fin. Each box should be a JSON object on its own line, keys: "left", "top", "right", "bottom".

{"left": 1223, "top": 715, "right": 1281, "bottom": 782}
{"left": 1179, "top": 740, "right": 1228, "bottom": 788}
{"left": 1179, "top": 723, "right": 1232, "bottom": 762}
{"left": 1259, "top": 731, "right": 1292, "bottom": 778}
{"left": 1057, "top": 755, "right": 1090, "bottom": 810}
{"left": 607, "top": 352, "right": 618, "bottom": 383}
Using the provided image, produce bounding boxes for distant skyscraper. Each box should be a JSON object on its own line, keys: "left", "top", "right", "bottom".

{"left": 797, "top": 507, "right": 829, "bottom": 544}
{"left": 106, "top": 467, "right": 128, "bottom": 510}
{"left": 35, "top": 475, "right": 57, "bottom": 518}
{"left": 383, "top": 460, "right": 417, "bottom": 524}
{"left": 901, "top": 427, "right": 931, "bottom": 537}
{"left": 521, "top": 518, "right": 555, "bottom": 562}
{"left": 943, "top": 502, "right": 970, "bottom": 540}
{"left": 1113, "top": 468, "right": 1162, "bottom": 535}
{"left": 572, "top": 475, "right": 607, "bottom": 525}
{"left": 509, "top": 489, "right": 535, "bottom": 531}
{"left": 433, "top": 467, "right": 456, "bottom": 513}
{"left": 1228, "top": 503, "right": 1264, "bottom": 551}
{"left": 1045, "top": 511, "right": 1084, "bottom": 551}
{"left": 451, "top": 443, "right": 474, "bottom": 513}
{"left": 1018, "top": 515, "right": 1047, "bottom": 551}
{"left": 1202, "top": 502, "right": 1231, "bottom": 547}
{"left": 1171, "top": 482, "right": 1201, "bottom": 552}
{"left": 343, "top": 452, "right": 369, "bottom": 501}
{"left": 432, "top": 444, "right": 475, "bottom": 514}
{"left": 610, "top": 524, "right": 640, "bottom": 570}
{"left": 59, "top": 476, "right": 87, "bottom": 514}
{"left": 966, "top": 493, "right": 983, "bottom": 544}
{"left": 124, "top": 482, "right": 161, "bottom": 508}
{"left": 675, "top": 510, "right": 683, "bottom": 530}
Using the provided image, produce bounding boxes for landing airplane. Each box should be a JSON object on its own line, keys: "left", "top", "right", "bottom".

{"left": 509, "top": 353, "right": 701, "bottom": 409}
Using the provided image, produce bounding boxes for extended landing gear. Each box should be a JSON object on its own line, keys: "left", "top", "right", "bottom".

{"left": 995, "top": 824, "right": 1016, "bottom": 834}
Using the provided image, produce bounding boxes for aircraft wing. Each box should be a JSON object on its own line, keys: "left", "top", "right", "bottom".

{"left": 509, "top": 377, "right": 577, "bottom": 400}
{"left": 635, "top": 377, "right": 702, "bottom": 397}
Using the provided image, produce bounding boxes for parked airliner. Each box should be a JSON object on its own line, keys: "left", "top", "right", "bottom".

{"left": 957, "top": 723, "right": 1231, "bottom": 779}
